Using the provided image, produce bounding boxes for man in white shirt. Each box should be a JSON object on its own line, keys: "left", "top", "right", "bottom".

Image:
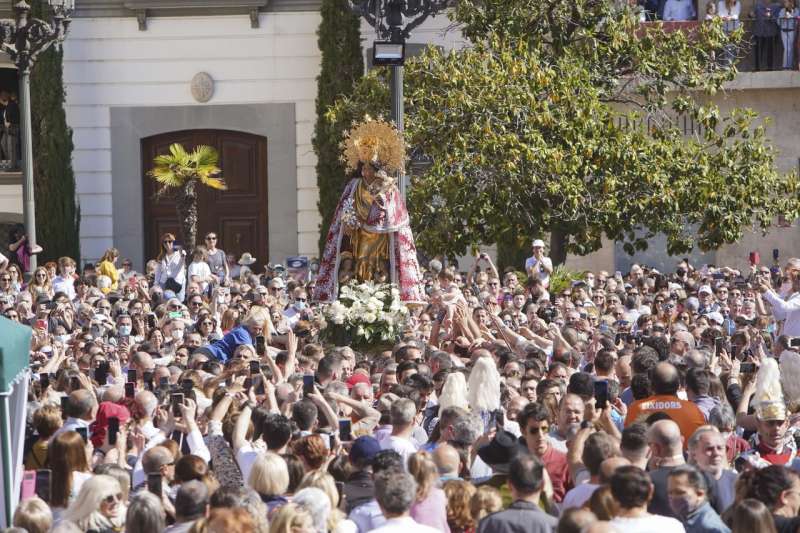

{"left": 379, "top": 398, "right": 419, "bottom": 469}
{"left": 760, "top": 258, "right": 800, "bottom": 337}
{"left": 609, "top": 466, "right": 685, "bottom": 533}
{"left": 524, "top": 239, "right": 553, "bottom": 289}
{"left": 663, "top": 0, "right": 697, "bottom": 20}
{"left": 53, "top": 388, "right": 96, "bottom": 440}
{"left": 370, "top": 469, "right": 439, "bottom": 533}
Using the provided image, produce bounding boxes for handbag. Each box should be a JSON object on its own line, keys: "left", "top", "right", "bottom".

{"left": 164, "top": 277, "right": 182, "bottom": 294}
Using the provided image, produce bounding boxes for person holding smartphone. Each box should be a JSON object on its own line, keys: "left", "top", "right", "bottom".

{"left": 760, "top": 258, "right": 800, "bottom": 337}
{"left": 525, "top": 239, "right": 553, "bottom": 290}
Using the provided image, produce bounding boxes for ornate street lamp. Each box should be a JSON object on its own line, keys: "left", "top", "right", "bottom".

{"left": 349, "top": 0, "right": 450, "bottom": 198}
{"left": 0, "top": 0, "right": 73, "bottom": 274}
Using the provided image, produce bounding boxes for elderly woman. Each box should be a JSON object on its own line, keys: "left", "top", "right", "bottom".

{"left": 200, "top": 307, "right": 272, "bottom": 363}
{"left": 62, "top": 474, "right": 125, "bottom": 533}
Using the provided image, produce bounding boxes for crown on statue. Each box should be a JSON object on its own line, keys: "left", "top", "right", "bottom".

{"left": 341, "top": 115, "right": 406, "bottom": 175}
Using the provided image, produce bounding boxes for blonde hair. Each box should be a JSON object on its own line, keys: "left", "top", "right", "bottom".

{"left": 100, "top": 248, "right": 119, "bottom": 264}
{"left": 408, "top": 451, "right": 439, "bottom": 501}
{"left": 471, "top": 485, "right": 502, "bottom": 521}
{"left": 13, "top": 497, "right": 52, "bottom": 533}
{"left": 268, "top": 503, "right": 314, "bottom": 533}
{"left": 249, "top": 452, "right": 289, "bottom": 496}
{"left": 467, "top": 356, "right": 501, "bottom": 412}
{"left": 63, "top": 475, "right": 122, "bottom": 531}
{"left": 297, "top": 471, "right": 346, "bottom": 531}
{"left": 243, "top": 306, "right": 274, "bottom": 343}
{"left": 444, "top": 480, "right": 476, "bottom": 533}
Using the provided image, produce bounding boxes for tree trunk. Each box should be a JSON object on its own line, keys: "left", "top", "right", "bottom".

{"left": 549, "top": 227, "right": 568, "bottom": 266}
{"left": 176, "top": 180, "right": 198, "bottom": 253}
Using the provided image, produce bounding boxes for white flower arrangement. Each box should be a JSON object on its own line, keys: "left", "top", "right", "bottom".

{"left": 322, "top": 280, "right": 409, "bottom": 346}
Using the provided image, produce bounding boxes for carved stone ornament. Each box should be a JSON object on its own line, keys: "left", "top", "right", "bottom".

{"left": 190, "top": 72, "right": 214, "bottom": 103}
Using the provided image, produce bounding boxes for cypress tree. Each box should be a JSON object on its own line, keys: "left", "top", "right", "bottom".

{"left": 313, "top": 0, "right": 363, "bottom": 257}
{"left": 29, "top": 0, "right": 80, "bottom": 264}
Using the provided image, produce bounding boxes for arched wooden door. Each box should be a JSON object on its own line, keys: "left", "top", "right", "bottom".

{"left": 142, "top": 130, "right": 269, "bottom": 265}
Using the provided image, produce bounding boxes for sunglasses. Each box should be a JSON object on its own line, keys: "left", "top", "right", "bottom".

{"left": 103, "top": 493, "right": 122, "bottom": 504}
{"left": 296, "top": 298, "right": 308, "bottom": 302}
{"left": 0, "top": 278, "right": 10, "bottom": 282}
{"left": 163, "top": 240, "right": 174, "bottom": 244}
{"left": 190, "top": 301, "right": 202, "bottom": 306}
{"left": 206, "top": 236, "right": 217, "bottom": 240}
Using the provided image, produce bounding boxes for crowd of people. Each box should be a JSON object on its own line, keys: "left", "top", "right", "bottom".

{"left": 7, "top": 231, "right": 800, "bottom": 533}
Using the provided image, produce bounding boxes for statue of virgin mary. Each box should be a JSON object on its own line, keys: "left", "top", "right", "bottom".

{"left": 313, "top": 116, "right": 423, "bottom": 303}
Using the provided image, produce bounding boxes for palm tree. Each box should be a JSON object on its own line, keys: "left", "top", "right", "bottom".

{"left": 148, "top": 143, "right": 227, "bottom": 253}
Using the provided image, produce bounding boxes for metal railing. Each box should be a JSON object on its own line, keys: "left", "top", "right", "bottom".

{"left": 642, "top": 17, "right": 800, "bottom": 72}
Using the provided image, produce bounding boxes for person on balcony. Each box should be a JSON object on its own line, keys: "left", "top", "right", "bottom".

{"left": 663, "top": 0, "right": 697, "bottom": 20}
{"left": 779, "top": 0, "right": 799, "bottom": 69}
{"left": 753, "top": 0, "right": 783, "bottom": 70}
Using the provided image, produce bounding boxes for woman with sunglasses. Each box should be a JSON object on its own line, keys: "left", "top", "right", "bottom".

{"left": 204, "top": 232, "right": 229, "bottom": 285}
{"left": 154, "top": 232, "right": 186, "bottom": 302}
{"left": 62, "top": 474, "right": 125, "bottom": 532}
{"left": 27, "top": 266, "right": 53, "bottom": 301}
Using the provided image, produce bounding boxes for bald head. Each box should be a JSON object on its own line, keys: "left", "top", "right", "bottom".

{"left": 652, "top": 362, "right": 680, "bottom": 395}
{"left": 131, "top": 351, "right": 154, "bottom": 373}
{"left": 599, "top": 456, "right": 631, "bottom": 484}
{"left": 648, "top": 419, "right": 683, "bottom": 457}
{"left": 135, "top": 390, "right": 158, "bottom": 419}
{"left": 101, "top": 385, "right": 123, "bottom": 403}
{"left": 433, "top": 444, "right": 460, "bottom": 477}
{"left": 67, "top": 389, "right": 96, "bottom": 420}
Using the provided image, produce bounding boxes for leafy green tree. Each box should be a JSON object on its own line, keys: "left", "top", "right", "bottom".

{"left": 30, "top": 0, "right": 80, "bottom": 263}
{"left": 148, "top": 144, "right": 226, "bottom": 253}
{"left": 313, "top": 0, "right": 364, "bottom": 256}
{"left": 329, "top": 1, "right": 800, "bottom": 265}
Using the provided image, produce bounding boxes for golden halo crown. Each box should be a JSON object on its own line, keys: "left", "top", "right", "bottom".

{"left": 341, "top": 115, "right": 406, "bottom": 175}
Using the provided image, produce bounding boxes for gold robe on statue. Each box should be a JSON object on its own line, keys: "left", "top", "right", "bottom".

{"left": 349, "top": 177, "right": 389, "bottom": 281}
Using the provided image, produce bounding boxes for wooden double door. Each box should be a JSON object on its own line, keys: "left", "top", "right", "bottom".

{"left": 142, "top": 129, "right": 269, "bottom": 265}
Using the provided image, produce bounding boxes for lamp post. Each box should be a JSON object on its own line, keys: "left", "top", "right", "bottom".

{"left": 0, "top": 0, "right": 72, "bottom": 275}
{"left": 349, "top": 0, "right": 449, "bottom": 199}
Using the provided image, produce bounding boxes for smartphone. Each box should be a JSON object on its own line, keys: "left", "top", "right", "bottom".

{"left": 60, "top": 395, "right": 69, "bottom": 413}
{"left": 40, "top": 372, "right": 50, "bottom": 389}
{"left": 35, "top": 319, "right": 47, "bottom": 330}
{"left": 95, "top": 362, "right": 109, "bottom": 386}
{"left": 76, "top": 427, "right": 88, "bottom": 443}
{"left": 127, "top": 369, "right": 137, "bottom": 383}
{"left": 774, "top": 248, "right": 780, "bottom": 261}
{"left": 494, "top": 409, "right": 505, "bottom": 428}
{"left": 70, "top": 376, "right": 81, "bottom": 391}
{"left": 159, "top": 376, "right": 169, "bottom": 387}
{"left": 254, "top": 375, "right": 266, "bottom": 395}
{"left": 249, "top": 360, "right": 260, "bottom": 375}
{"left": 142, "top": 371, "right": 153, "bottom": 391}
{"left": 147, "top": 314, "right": 156, "bottom": 329}
{"left": 171, "top": 393, "right": 184, "bottom": 417}
{"left": 35, "top": 469, "right": 51, "bottom": 503}
{"left": 108, "top": 416, "right": 119, "bottom": 446}
{"left": 714, "top": 337, "right": 724, "bottom": 357}
{"left": 303, "top": 374, "right": 315, "bottom": 396}
{"left": 21, "top": 471, "right": 36, "bottom": 501}
{"left": 790, "top": 338, "right": 800, "bottom": 348}
{"left": 749, "top": 251, "right": 761, "bottom": 266}
{"left": 741, "top": 362, "right": 757, "bottom": 373}
{"left": 243, "top": 377, "right": 253, "bottom": 391}
{"left": 124, "top": 382, "right": 135, "bottom": 399}
{"left": 256, "top": 335, "right": 266, "bottom": 356}
{"left": 339, "top": 419, "right": 353, "bottom": 442}
{"left": 147, "top": 473, "right": 163, "bottom": 497}
{"left": 594, "top": 380, "right": 609, "bottom": 410}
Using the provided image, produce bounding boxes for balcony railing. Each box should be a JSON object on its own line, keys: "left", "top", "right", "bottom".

{"left": 642, "top": 17, "right": 800, "bottom": 72}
